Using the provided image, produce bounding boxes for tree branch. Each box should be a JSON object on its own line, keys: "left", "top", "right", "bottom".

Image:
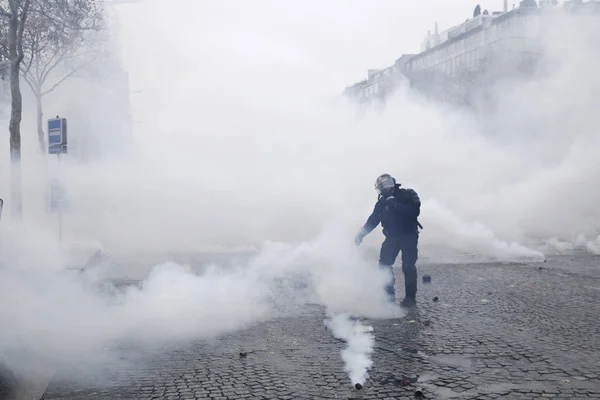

{"left": 39, "top": 46, "right": 73, "bottom": 84}
{"left": 0, "top": 5, "right": 10, "bottom": 18}
{"left": 8, "top": 0, "right": 18, "bottom": 16}
{"left": 41, "top": 55, "right": 99, "bottom": 96}
{"left": 29, "top": 0, "right": 102, "bottom": 32}
{"left": 16, "top": 0, "right": 32, "bottom": 63}
{"left": 0, "top": 40, "right": 8, "bottom": 59}
{"left": 20, "top": 31, "right": 37, "bottom": 75}
{"left": 22, "top": 71, "right": 40, "bottom": 97}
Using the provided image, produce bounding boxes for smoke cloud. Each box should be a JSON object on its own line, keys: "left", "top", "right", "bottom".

{"left": 0, "top": 222, "right": 398, "bottom": 378}
{"left": 0, "top": 0, "right": 599, "bottom": 385}
{"left": 324, "top": 314, "right": 375, "bottom": 387}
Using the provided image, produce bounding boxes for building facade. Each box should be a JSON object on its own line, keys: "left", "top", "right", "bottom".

{"left": 406, "top": 5, "right": 544, "bottom": 78}
{"left": 343, "top": 0, "right": 600, "bottom": 106}
{"left": 342, "top": 54, "right": 413, "bottom": 103}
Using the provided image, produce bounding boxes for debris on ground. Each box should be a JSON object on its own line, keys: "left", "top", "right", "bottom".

{"left": 380, "top": 375, "right": 419, "bottom": 387}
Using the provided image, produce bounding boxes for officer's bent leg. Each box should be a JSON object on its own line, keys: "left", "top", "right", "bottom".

{"left": 400, "top": 232, "right": 419, "bottom": 301}
{"left": 379, "top": 236, "right": 402, "bottom": 300}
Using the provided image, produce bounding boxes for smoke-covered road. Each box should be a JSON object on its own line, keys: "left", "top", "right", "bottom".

{"left": 41, "top": 254, "right": 600, "bottom": 400}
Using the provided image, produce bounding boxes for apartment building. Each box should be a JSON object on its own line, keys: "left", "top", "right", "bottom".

{"left": 344, "top": 0, "right": 600, "bottom": 103}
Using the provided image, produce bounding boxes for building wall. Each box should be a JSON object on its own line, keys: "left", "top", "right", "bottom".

{"left": 343, "top": 1, "right": 600, "bottom": 105}
{"left": 343, "top": 55, "right": 413, "bottom": 103}
{"left": 406, "top": 8, "right": 544, "bottom": 78}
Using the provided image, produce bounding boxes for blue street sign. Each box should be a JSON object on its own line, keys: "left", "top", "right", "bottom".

{"left": 48, "top": 117, "right": 68, "bottom": 154}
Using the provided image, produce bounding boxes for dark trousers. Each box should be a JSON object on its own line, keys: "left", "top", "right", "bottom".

{"left": 379, "top": 232, "right": 419, "bottom": 300}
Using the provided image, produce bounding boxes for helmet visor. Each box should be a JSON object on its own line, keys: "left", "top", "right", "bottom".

{"left": 375, "top": 175, "right": 395, "bottom": 193}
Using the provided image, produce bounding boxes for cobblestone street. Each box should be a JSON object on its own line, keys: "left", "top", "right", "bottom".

{"left": 42, "top": 254, "right": 600, "bottom": 399}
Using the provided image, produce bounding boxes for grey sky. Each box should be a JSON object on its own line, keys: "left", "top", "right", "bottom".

{"left": 115, "top": 0, "right": 511, "bottom": 98}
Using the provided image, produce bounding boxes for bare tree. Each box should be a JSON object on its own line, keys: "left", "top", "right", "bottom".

{"left": 0, "top": 0, "right": 103, "bottom": 216}
{"left": 0, "top": 0, "right": 32, "bottom": 217}
{"left": 20, "top": 7, "right": 105, "bottom": 153}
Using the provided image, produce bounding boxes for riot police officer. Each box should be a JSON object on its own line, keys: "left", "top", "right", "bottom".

{"left": 355, "top": 174, "right": 422, "bottom": 307}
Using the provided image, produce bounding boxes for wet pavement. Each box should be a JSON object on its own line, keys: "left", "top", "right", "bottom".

{"left": 41, "top": 253, "right": 600, "bottom": 399}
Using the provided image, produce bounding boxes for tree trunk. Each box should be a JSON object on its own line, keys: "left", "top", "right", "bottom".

{"left": 36, "top": 93, "right": 45, "bottom": 153}
{"left": 8, "top": 8, "right": 23, "bottom": 218}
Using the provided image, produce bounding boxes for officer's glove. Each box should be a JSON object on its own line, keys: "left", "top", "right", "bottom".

{"left": 355, "top": 228, "right": 367, "bottom": 246}
{"left": 355, "top": 233, "right": 364, "bottom": 246}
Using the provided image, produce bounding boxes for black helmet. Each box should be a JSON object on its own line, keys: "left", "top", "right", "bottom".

{"left": 375, "top": 174, "right": 397, "bottom": 195}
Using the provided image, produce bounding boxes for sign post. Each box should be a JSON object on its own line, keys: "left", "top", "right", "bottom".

{"left": 50, "top": 179, "right": 67, "bottom": 241}
{"left": 48, "top": 116, "right": 68, "bottom": 243}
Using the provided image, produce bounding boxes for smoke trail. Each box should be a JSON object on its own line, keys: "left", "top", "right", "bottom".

{"left": 2, "top": 0, "right": 600, "bottom": 390}
{"left": 0, "top": 221, "right": 399, "bottom": 380}
{"left": 324, "top": 313, "right": 375, "bottom": 387}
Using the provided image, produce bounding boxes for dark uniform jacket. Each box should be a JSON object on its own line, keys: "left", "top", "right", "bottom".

{"left": 361, "top": 184, "right": 421, "bottom": 237}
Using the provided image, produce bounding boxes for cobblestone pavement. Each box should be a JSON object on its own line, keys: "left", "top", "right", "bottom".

{"left": 41, "top": 253, "right": 600, "bottom": 400}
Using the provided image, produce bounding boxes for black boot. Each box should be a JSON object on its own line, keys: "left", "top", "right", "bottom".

{"left": 402, "top": 264, "right": 418, "bottom": 308}
{"left": 400, "top": 296, "right": 416, "bottom": 308}
{"left": 379, "top": 262, "right": 397, "bottom": 303}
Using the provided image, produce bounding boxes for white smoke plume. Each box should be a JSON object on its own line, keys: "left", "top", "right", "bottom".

{"left": 324, "top": 314, "right": 375, "bottom": 388}
{"left": 0, "top": 221, "right": 398, "bottom": 378}
{"left": 0, "top": 0, "right": 599, "bottom": 387}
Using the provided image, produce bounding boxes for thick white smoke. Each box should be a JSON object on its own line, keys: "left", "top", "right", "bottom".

{"left": 0, "top": 220, "right": 398, "bottom": 377}
{"left": 2, "top": 2, "right": 599, "bottom": 261}
{"left": 0, "top": 0, "right": 599, "bottom": 387}
{"left": 324, "top": 314, "right": 375, "bottom": 387}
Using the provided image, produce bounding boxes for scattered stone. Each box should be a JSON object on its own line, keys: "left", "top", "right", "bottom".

{"left": 380, "top": 375, "right": 418, "bottom": 387}
{"left": 398, "top": 378, "right": 412, "bottom": 386}
{"left": 415, "top": 388, "right": 424, "bottom": 397}
{"left": 422, "top": 275, "right": 432, "bottom": 283}
{"left": 433, "top": 296, "right": 439, "bottom": 302}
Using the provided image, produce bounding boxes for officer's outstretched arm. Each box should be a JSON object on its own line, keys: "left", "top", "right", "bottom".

{"left": 356, "top": 201, "right": 383, "bottom": 245}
